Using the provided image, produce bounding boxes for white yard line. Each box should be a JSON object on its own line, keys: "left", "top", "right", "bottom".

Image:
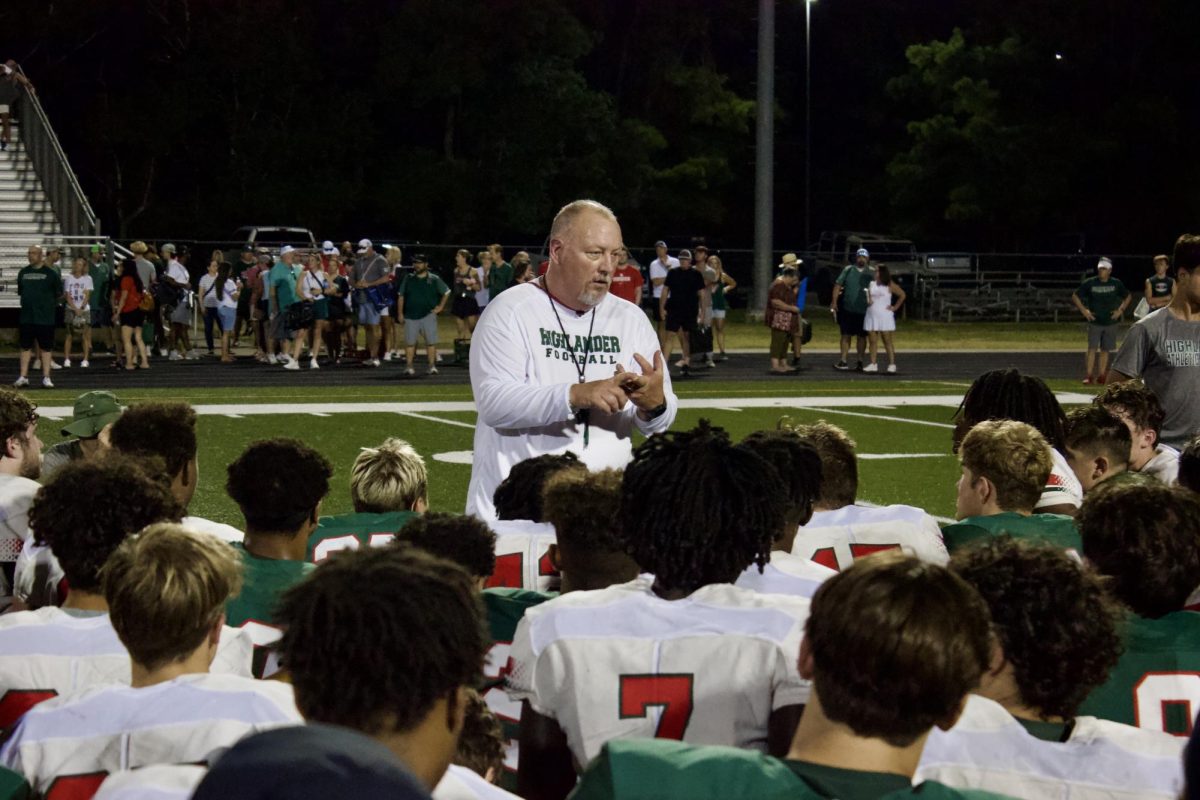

{"left": 396, "top": 410, "right": 477, "bottom": 430}
{"left": 803, "top": 406, "right": 956, "bottom": 430}
{"left": 857, "top": 453, "right": 949, "bottom": 460}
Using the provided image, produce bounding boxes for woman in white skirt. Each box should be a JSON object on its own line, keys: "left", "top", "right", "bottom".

{"left": 863, "top": 264, "right": 906, "bottom": 373}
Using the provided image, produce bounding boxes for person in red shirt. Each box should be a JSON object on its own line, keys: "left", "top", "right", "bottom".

{"left": 608, "top": 247, "right": 644, "bottom": 307}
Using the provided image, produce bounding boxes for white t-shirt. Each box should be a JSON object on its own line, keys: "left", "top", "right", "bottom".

{"left": 94, "top": 764, "right": 206, "bottom": 800}
{"left": 0, "top": 473, "right": 38, "bottom": 565}
{"left": 0, "top": 607, "right": 254, "bottom": 729}
{"left": 63, "top": 274, "right": 94, "bottom": 311}
{"left": 649, "top": 257, "right": 679, "bottom": 299}
{"left": 794, "top": 504, "right": 949, "bottom": 570}
{"left": 165, "top": 259, "right": 189, "bottom": 289}
{"left": 1140, "top": 443, "right": 1181, "bottom": 485}
{"left": 433, "top": 765, "right": 521, "bottom": 800}
{"left": 198, "top": 275, "right": 238, "bottom": 309}
{"left": 466, "top": 283, "right": 677, "bottom": 521}
{"left": 298, "top": 270, "right": 329, "bottom": 303}
{"left": 734, "top": 551, "right": 837, "bottom": 598}
{"left": 1036, "top": 448, "right": 1084, "bottom": 511}
{"left": 505, "top": 576, "right": 810, "bottom": 767}
{"left": 488, "top": 519, "right": 558, "bottom": 593}
{"left": 0, "top": 673, "right": 301, "bottom": 796}
{"left": 917, "top": 694, "right": 1184, "bottom": 800}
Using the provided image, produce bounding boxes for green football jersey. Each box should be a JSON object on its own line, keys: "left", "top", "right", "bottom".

{"left": 483, "top": 587, "right": 554, "bottom": 793}
{"left": 570, "top": 739, "right": 1014, "bottom": 800}
{"left": 1078, "top": 610, "right": 1200, "bottom": 735}
{"left": 941, "top": 512, "right": 1081, "bottom": 554}
{"left": 225, "top": 544, "right": 315, "bottom": 678}
{"left": 307, "top": 510, "right": 419, "bottom": 564}
{"left": 0, "top": 767, "right": 30, "bottom": 800}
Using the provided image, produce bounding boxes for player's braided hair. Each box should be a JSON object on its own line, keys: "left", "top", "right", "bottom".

{"left": 276, "top": 546, "right": 487, "bottom": 736}
{"left": 620, "top": 420, "right": 785, "bottom": 592}
{"left": 493, "top": 452, "right": 582, "bottom": 522}
{"left": 953, "top": 368, "right": 1067, "bottom": 453}
{"left": 393, "top": 512, "right": 496, "bottom": 580}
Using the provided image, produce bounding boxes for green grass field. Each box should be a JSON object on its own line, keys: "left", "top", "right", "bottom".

{"left": 30, "top": 378, "right": 1098, "bottom": 527}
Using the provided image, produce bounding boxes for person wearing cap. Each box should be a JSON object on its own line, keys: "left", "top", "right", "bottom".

{"left": 41, "top": 391, "right": 122, "bottom": 480}
{"left": 648, "top": 241, "right": 679, "bottom": 348}
{"left": 1073, "top": 257, "right": 1131, "bottom": 385}
{"left": 397, "top": 254, "right": 450, "bottom": 377}
{"left": 831, "top": 248, "right": 872, "bottom": 371}
{"left": 267, "top": 246, "right": 299, "bottom": 364}
{"left": 352, "top": 239, "right": 391, "bottom": 367}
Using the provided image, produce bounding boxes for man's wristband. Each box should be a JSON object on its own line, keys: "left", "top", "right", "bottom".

{"left": 642, "top": 402, "right": 668, "bottom": 420}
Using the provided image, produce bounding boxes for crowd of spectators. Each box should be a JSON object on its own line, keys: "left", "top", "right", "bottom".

{"left": 0, "top": 354, "right": 1194, "bottom": 799}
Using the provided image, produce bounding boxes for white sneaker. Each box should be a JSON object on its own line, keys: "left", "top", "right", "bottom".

{"left": 428, "top": 366, "right": 439, "bottom": 375}
{"left": 886, "top": 363, "right": 897, "bottom": 374}
{"left": 863, "top": 363, "right": 879, "bottom": 373}
{"left": 169, "top": 350, "right": 182, "bottom": 361}
{"left": 50, "top": 360, "right": 62, "bottom": 370}
{"left": 159, "top": 347, "right": 169, "bottom": 357}
{"left": 186, "top": 350, "right": 200, "bottom": 360}
{"left": 436, "top": 353, "right": 443, "bottom": 363}
{"left": 42, "top": 377, "right": 53, "bottom": 388}
{"left": 310, "top": 359, "right": 320, "bottom": 370}
{"left": 404, "top": 368, "right": 415, "bottom": 377}
{"left": 371, "top": 359, "right": 381, "bottom": 368}
{"left": 13, "top": 376, "right": 28, "bottom": 387}
{"left": 63, "top": 359, "right": 71, "bottom": 368}
{"left": 267, "top": 353, "right": 279, "bottom": 365}
{"left": 383, "top": 352, "right": 393, "bottom": 362}
{"left": 80, "top": 359, "right": 89, "bottom": 368}
{"left": 282, "top": 360, "right": 301, "bottom": 371}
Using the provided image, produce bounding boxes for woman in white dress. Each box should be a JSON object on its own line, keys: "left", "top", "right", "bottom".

{"left": 863, "top": 264, "right": 905, "bottom": 374}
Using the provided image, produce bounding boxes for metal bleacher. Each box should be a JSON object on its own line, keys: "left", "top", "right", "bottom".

{"left": 915, "top": 253, "right": 1088, "bottom": 322}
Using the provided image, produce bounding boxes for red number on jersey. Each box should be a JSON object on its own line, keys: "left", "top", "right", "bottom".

{"left": 45, "top": 771, "right": 108, "bottom": 800}
{"left": 0, "top": 688, "right": 58, "bottom": 729}
{"left": 850, "top": 543, "right": 901, "bottom": 559}
{"left": 619, "top": 674, "right": 694, "bottom": 740}
{"left": 487, "top": 553, "right": 523, "bottom": 589}
{"left": 809, "top": 543, "right": 901, "bottom": 572}
{"left": 538, "top": 550, "right": 558, "bottom": 578}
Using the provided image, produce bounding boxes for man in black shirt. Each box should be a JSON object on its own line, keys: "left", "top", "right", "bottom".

{"left": 659, "top": 249, "right": 705, "bottom": 373}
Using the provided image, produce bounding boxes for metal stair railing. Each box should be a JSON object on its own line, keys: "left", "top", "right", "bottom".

{"left": 13, "top": 65, "right": 99, "bottom": 237}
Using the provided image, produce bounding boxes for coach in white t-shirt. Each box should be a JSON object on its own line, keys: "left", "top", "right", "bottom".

{"left": 466, "top": 200, "right": 677, "bottom": 521}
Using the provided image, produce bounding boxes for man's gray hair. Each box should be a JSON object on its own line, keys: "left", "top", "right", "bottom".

{"left": 550, "top": 199, "right": 619, "bottom": 241}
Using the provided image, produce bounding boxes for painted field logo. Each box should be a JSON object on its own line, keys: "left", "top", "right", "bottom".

{"left": 539, "top": 328, "right": 622, "bottom": 365}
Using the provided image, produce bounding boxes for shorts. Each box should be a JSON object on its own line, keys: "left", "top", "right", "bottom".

{"left": 404, "top": 313, "right": 439, "bottom": 346}
{"left": 65, "top": 308, "right": 91, "bottom": 330}
{"left": 169, "top": 302, "right": 191, "bottom": 325}
{"left": 838, "top": 310, "right": 867, "bottom": 337}
{"left": 1088, "top": 323, "right": 1118, "bottom": 351}
{"left": 665, "top": 310, "right": 697, "bottom": 333}
{"left": 269, "top": 313, "right": 295, "bottom": 341}
{"left": 217, "top": 306, "right": 236, "bottom": 332}
{"left": 711, "top": 309, "right": 726, "bottom": 320}
{"left": 356, "top": 294, "right": 381, "bottom": 325}
{"left": 119, "top": 309, "right": 145, "bottom": 329}
{"left": 18, "top": 324, "right": 54, "bottom": 351}
{"left": 92, "top": 307, "right": 112, "bottom": 328}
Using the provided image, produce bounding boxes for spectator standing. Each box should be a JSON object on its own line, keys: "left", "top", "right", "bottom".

{"left": 1073, "top": 257, "right": 1131, "bottom": 384}
{"left": 352, "top": 239, "right": 391, "bottom": 367}
{"left": 15, "top": 245, "right": 60, "bottom": 388}
{"left": 232, "top": 246, "right": 256, "bottom": 345}
{"left": 268, "top": 245, "right": 299, "bottom": 365}
{"left": 660, "top": 248, "right": 705, "bottom": 373}
{"left": 709, "top": 254, "right": 736, "bottom": 361}
{"left": 62, "top": 256, "right": 93, "bottom": 368}
{"left": 475, "top": 249, "right": 493, "bottom": 309}
{"left": 863, "top": 263, "right": 905, "bottom": 374}
{"left": 1146, "top": 254, "right": 1176, "bottom": 312}
{"left": 451, "top": 249, "right": 481, "bottom": 340}
{"left": 511, "top": 251, "right": 534, "bottom": 286}
{"left": 325, "top": 259, "right": 352, "bottom": 363}
{"left": 285, "top": 255, "right": 329, "bottom": 370}
{"left": 398, "top": 254, "right": 450, "bottom": 377}
{"left": 198, "top": 258, "right": 221, "bottom": 355}
{"left": 112, "top": 258, "right": 150, "bottom": 370}
{"left": 487, "top": 243, "right": 514, "bottom": 300}
{"left": 831, "top": 248, "right": 871, "bottom": 371}
{"left": 766, "top": 268, "right": 800, "bottom": 374}
{"left": 128, "top": 242, "right": 157, "bottom": 358}
{"left": 162, "top": 243, "right": 196, "bottom": 360}
{"left": 201, "top": 261, "right": 240, "bottom": 363}
{"left": 648, "top": 241, "right": 677, "bottom": 347}
{"left": 1109, "top": 233, "right": 1200, "bottom": 450}
{"left": 88, "top": 245, "right": 115, "bottom": 356}
{"left": 0, "top": 61, "right": 33, "bottom": 152}
{"left": 381, "top": 245, "right": 403, "bottom": 361}
{"left": 608, "top": 247, "right": 644, "bottom": 307}
{"left": 244, "top": 253, "right": 270, "bottom": 361}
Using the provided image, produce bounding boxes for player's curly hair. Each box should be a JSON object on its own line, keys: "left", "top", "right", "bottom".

{"left": 492, "top": 452, "right": 582, "bottom": 522}
{"left": 807, "top": 552, "right": 991, "bottom": 747}
{"left": 778, "top": 418, "right": 857, "bottom": 509}
{"left": 29, "top": 455, "right": 184, "bottom": 592}
{"left": 620, "top": 420, "right": 785, "bottom": 592}
{"left": 542, "top": 467, "right": 626, "bottom": 555}
{"left": 108, "top": 402, "right": 198, "bottom": 481}
{"left": 276, "top": 546, "right": 487, "bottom": 736}
{"left": 951, "top": 537, "right": 1123, "bottom": 719}
{"left": 1078, "top": 482, "right": 1200, "bottom": 618}
{"left": 226, "top": 438, "right": 332, "bottom": 533}
{"left": 953, "top": 369, "right": 1067, "bottom": 453}
{"left": 741, "top": 430, "right": 823, "bottom": 528}
{"left": 0, "top": 390, "right": 36, "bottom": 449}
{"left": 454, "top": 689, "right": 505, "bottom": 780}
{"left": 1093, "top": 379, "right": 1166, "bottom": 441}
{"left": 1180, "top": 435, "right": 1200, "bottom": 495}
{"left": 393, "top": 512, "right": 496, "bottom": 580}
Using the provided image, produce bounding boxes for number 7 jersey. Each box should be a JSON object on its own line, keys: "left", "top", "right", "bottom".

{"left": 505, "top": 577, "right": 810, "bottom": 768}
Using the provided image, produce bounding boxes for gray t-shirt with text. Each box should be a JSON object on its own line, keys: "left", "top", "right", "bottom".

{"left": 1111, "top": 308, "right": 1200, "bottom": 449}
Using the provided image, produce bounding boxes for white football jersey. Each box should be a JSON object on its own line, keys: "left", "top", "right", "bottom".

{"left": 0, "top": 608, "right": 254, "bottom": 729}
{"left": 1036, "top": 448, "right": 1084, "bottom": 511}
{"left": 1140, "top": 444, "right": 1180, "bottom": 486}
{"left": 506, "top": 577, "right": 810, "bottom": 767}
{"left": 917, "top": 694, "right": 1184, "bottom": 800}
{"left": 180, "top": 516, "right": 245, "bottom": 544}
{"left": 94, "top": 764, "right": 206, "bottom": 800}
{"left": 0, "top": 673, "right": 301, "bottom": 797}
{"left": 434, "top": 765, "right": 521, "bottom": 800}
{"left": 0, "top": 474, "right": 37, "bottom": 564}
{"left": 794, "top": 504, "right": 948, "bottom": 571}
{"left": 487, "top": 519, "right": 558, "bottom": 592}
{"left": 734, "top": 551, "right": 837, "bottom": 599}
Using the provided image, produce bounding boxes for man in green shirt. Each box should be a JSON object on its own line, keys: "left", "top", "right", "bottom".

{"left": 15, "top": 245, "right": 62, "bottom": 388}
{"left": 267, "top": 246, "right": 299, "bottom": 364}
{"left": 308, "top": 437, "right": 426, "bottom": 563}
{"left": 1072, "top": 257, "right": 1131, "bottom": 385}
{"left": 1077, "top": 482, "right": 1200, "bottom": 735}
{"left": 397, "top": 254, "right": 450, "bottom": 377}
{"left": 830, "top": 248, "right": 872, "bottom": 371}
{"left": 943, "top": 420, "right": 1081, "bottom": 553}
{"left": 571, "top": 552, "right": 1004, "bottom": 800}
{"left": 225, "top": 438, "right": 331, "bottom": 678}
{"left": 486, "top": 243, "right": 514, "bottom": 300}
{"left": 87, "top": 245, "right": 115, "bottom": 355}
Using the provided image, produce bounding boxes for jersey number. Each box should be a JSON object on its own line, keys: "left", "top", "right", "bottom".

{"left": 1134, "top": 672, "right": 1200, "bottom": 736}
{"left": 313, "top": 532, "right": 395, "bottom": 563}
{"left": 619, "top": 674, "right": 694, "bottom": 740}
{"left": 45, "top": 771, "right": 108, "bottom": 800}
{"left": 0, "top": 688, "right": 58, "bottom": 729}
{"left": 486, "top": 552, "right": 561, "bottom": 590}
{"left": 810, "top": 543, "right": 900, "bottom": 571}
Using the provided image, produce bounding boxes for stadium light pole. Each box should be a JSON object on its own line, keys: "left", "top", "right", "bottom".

{"left": 805, "top": 0, "right": 815, "bottom": 251}
{"left": 752, "top": 0, "right": 775, "bottom": 318}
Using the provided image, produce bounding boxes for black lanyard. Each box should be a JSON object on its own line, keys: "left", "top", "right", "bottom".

{"left": 541, "top": 277, "right": 597, "bottom": 446}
